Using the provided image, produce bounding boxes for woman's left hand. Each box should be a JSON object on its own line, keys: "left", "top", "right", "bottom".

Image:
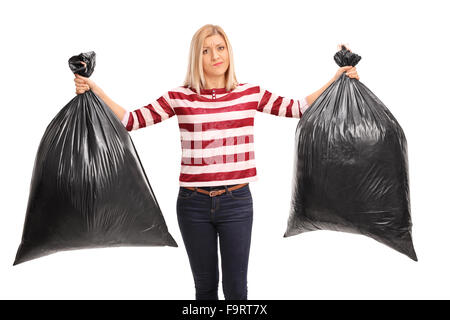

{"left": 333, "top": 44, "right": 360, "bottom": 81}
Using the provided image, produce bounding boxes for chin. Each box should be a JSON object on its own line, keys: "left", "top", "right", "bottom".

{"left": 210, "top": 71, "right": 226, "bottom": 77}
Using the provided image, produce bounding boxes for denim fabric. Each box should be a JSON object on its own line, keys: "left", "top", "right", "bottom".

{"left": 176, "top": 183, "right": 253, "bottom": 300}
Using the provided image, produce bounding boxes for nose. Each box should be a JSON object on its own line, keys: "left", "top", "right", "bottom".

{"left": 212, "top": 48, "right": 220, "bottom": 60}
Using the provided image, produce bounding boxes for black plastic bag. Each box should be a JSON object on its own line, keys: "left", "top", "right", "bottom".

{"left": 284, "top": 46, "right": 417, "bottom": 261}
{"left": 14, "top": 51, "right": 177, "bottom": 265}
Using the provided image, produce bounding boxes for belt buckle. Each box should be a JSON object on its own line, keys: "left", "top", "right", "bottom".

{"left": 209, "top": 190, "right": 221, "bottom": 197}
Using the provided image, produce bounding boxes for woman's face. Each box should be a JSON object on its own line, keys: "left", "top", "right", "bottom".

{"left": 202, "top": 34, "right": 229, "bottom": 79}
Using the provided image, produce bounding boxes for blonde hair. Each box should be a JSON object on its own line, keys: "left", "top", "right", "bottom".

{"left": 183, "top": 24, "right": 239, "bottom": 93}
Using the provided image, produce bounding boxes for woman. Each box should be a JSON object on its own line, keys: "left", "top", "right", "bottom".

{"left": 74, "top": 24, "right": 359, "bottom": 300}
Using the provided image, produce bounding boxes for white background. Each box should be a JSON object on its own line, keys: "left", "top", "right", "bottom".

{"left": 1, "top": 0, "right": 449, "bottom": 300}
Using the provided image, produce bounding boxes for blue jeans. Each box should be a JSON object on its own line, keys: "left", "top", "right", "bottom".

{"left": 176, "top": 183, "right": 253, "bottom": 300}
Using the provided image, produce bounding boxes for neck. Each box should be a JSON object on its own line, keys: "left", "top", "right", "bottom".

{"left": 204, "top": 75, "right": 226, "bottom": 89}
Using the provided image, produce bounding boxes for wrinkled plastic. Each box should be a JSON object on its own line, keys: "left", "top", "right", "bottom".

{"left": 14, "top": 51, "right": 177, "bottom": 265}
{"left": 284, "top": 46, "right": 417, "bottom": 261}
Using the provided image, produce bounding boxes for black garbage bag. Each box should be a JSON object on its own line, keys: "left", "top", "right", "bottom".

{"left": 14, "top": 51, "right": 177, "bottom": 265}
{"left": 284, "top": 46, "right": 417, "bottom": 261}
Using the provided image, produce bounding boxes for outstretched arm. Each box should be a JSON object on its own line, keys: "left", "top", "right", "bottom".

{"left": 256, "top": 86, "right": 309, "bottom": 118}
{"left": 306, "top": 65, "right": 359, "bottom": 106}
{"left": 75, "top": 74, "right": 127, "bottom": 121}
{"left": 307, "top": 44, "right": 360, "bottom": 105}
{"left": 256, "top": 60, "right": 359, "bottom": 118}
{"left": 121, "top": 92, "right": 176, "bottom": 131}
{"left": 74, "top": 74, "right": 175, "bottom": 131}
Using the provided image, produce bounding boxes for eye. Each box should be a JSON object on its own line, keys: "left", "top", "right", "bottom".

{"left": 219, "top": 46, "right": 225, "bottom": 50}
{"left": 202, "top": 49, "right": 208, "bottom": 54}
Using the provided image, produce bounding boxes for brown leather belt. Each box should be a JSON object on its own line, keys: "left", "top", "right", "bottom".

{"left": 184, "top": 183, "right": 248, "bottom": 197}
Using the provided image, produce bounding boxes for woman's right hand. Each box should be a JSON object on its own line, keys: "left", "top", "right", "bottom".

{"left": 74, "top": 73, "right": 97, "bottom": 95}
{"left": 73, "top": 61, "right": 97, "bottom": 94}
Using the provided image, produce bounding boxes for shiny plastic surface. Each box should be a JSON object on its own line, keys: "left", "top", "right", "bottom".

{"left": 14, "top": 52, "right": 177, "bottom": 265}
{"left": 284, "top": 47, "right": 417, "bottom": 261}
{"left": 68, "top": 51, "right": 96, "bottom": 77}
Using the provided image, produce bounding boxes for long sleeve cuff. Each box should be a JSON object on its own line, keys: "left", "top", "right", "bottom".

{"left": 299, "top": 97, "right": 310, "bottom": 115}
{"left": 121, "top": 111, "right": 130, "bottom": 127}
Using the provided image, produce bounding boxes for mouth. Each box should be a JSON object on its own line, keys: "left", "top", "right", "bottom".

{"left": 213, "top": 62, "right": 223, "bottom": 66}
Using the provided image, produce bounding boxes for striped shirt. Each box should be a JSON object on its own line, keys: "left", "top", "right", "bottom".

{"left": 121, "top": 83, "right": 309, "bottom": 187}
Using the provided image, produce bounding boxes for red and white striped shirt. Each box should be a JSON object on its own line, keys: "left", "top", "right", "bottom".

{"left": 121, "top": 83, "right": 309, "bottom": 187}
